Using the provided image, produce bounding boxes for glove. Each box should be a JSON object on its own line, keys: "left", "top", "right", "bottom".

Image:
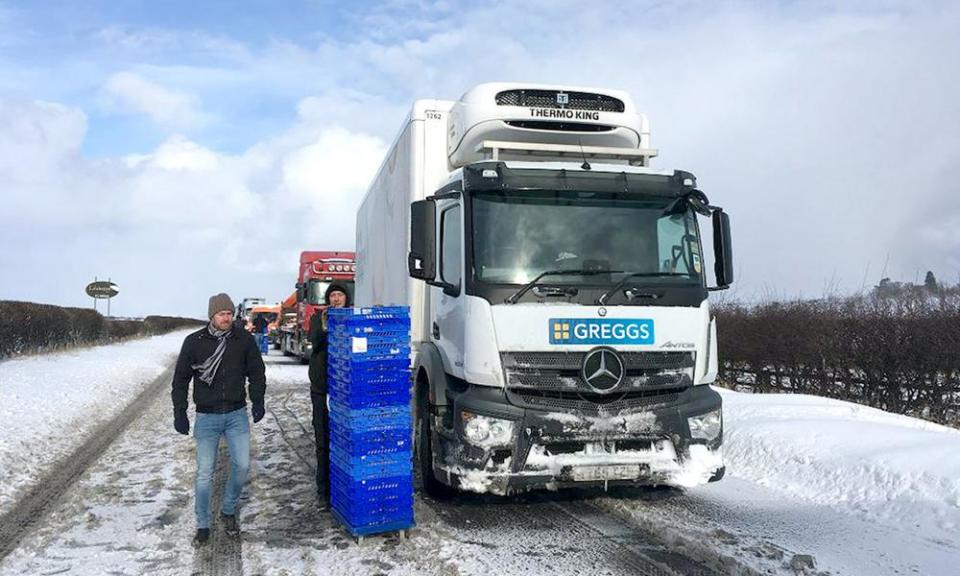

{"left": 252, "top": 403, "right": 265, "bottom": 423}
{"left": 174, "top": 411, "right": 190, "bottom": 435}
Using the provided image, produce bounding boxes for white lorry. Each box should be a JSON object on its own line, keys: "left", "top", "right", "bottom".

{"left": 356, "top": 83, "right": 733, "bottom": 496}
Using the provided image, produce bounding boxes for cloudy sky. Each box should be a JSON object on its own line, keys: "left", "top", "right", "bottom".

{"left": 1, "top": 0, "right": 958, "bottom": 317}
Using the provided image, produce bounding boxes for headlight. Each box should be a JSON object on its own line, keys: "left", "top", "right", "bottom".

{"left": 688, "top": 409, "right": 722, "bottom": 441}
{"left": 461, "top": 411, "right": 514, "bottom": 446}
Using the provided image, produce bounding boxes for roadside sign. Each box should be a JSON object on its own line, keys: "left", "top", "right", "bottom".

{"left": 85, "top": 281, "right": 119, "bottom": 299}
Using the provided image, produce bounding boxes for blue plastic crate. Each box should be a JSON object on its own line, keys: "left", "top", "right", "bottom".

{"left": 330, "top": 342, "right": 411, "bottom": 362}
{"left": 330, "top": 420, "right": 411, "bottom": 456}
{"left": 329, "top": 371, "right": 411, "bottom": 396}
{"left": 331, "top": 492, "right": 413, "bottom": 527}
{"left": 329, "top": 401, "right": 412, "bottom": 424}
{"left": 331, "top": 505, "right": 414, "bottom": 538}
{"left": 329, "top": 388, "right": 410, "bottom": 410}
{"left": 329, "top": 333, "right": 409, "bottom": 347}
{"left": 330, "top": 466, "right": 414, "bottom": 504}
{"left": 328, "top": 306, "right": 410, "bottom": 321}
{"left": 329, "top": 356, "right": 411, "bottom": 376}
{"left": 330, "top": 448, "right": 412, "bottom": 479}
{"left": 334, "top": 324, "right": 410, "bottom": 338}
{"left": 330, "top": 413, "right": 412, "bottom": 434}
{"left": 327, "top": 312, "right": 410, "bottom": 336}
{"left": 329, "top": 384, "right": 410, "bottom": 409}
{"left": 330, "top": 364, "right": 410, "bottom": 385}
{"left": 330, "top": 481, "right": 413, "bottom": 527}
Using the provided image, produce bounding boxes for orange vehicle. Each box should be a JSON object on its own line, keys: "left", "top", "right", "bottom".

{"left": 246, "top": 304, "right": 280, "bottom": 343}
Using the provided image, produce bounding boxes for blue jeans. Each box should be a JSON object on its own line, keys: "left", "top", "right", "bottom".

{"left": 194, "top": 408, "right": 250, "bottom": 529}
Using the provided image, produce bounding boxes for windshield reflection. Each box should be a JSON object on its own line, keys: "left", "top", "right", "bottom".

{"left": 472, "top": 190, "right": 703, "bottom": 286}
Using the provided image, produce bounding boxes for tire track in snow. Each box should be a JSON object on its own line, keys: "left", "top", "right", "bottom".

{"left": 0, "top": 365, "right": 175, "bottom": 562}
{"left": 424, "top": 490, "right": 719, "bottom": 576}
{"left": 191, "top": 442, "right": 245, "bottom": 576}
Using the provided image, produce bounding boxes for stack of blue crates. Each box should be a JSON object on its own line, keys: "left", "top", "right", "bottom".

{"left": 326, "top": 306, "right": 414, "bottom": 537}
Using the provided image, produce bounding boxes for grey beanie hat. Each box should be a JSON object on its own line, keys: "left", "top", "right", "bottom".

{"left": 208, "top": 293, "right": 235, "bottom": 319}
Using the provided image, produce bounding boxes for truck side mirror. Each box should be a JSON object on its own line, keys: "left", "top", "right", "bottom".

{"left": 409, "top": 200, "right": 437, "bottom": 281}
{"left": 712, "top": 210, "right": 734, "bottom": 288}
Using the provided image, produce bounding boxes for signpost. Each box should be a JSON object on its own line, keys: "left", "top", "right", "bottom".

{"left": 86, "top": 278, "right": 119, "bottom": 317}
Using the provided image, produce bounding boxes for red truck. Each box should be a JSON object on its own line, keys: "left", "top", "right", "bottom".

{"left": 279, "top": 250, "right": 356, "bottom": 363}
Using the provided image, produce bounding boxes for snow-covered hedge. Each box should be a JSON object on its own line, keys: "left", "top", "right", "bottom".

{"left": 0, "top": 301, "right": 203, "bottom": 358}
{"left": 715, "top": 289, "right": 960, "bottom": 426}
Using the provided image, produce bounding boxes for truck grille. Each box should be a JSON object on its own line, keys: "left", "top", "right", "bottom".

{"left": 496, "top": 89, "right": 625, "bottom": 113}
{"left": 504, "top": 120, "right": 616, "bottom": 132}
{"left": 501, "top": 351, "right": 693, "bottom": 414}
{"left": 502, "top": 351, "right": 693, "bottom": 390}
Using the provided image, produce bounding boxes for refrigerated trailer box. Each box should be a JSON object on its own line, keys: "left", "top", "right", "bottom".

{"left": 356, "top": 83, "right": 734, "bottom": 496}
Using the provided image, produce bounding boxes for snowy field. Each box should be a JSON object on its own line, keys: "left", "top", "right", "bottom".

{"left": 0, "top": 330, "right": 192, "bottom": 515}
{"left": 0, "top": 335, "right": 958, "bottom": 575}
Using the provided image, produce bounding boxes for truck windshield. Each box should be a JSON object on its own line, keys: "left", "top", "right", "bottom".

{"left": 306, "top": 280, "right": 355, "bottom": 305}
{"left": 472, "top": 190, "right": 703, "bottom": 287}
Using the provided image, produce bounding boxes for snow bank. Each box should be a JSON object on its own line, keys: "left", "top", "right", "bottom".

{"left": 0, "top": 330, "right": 191, "bottom": 515}
{"left": 718, "top": 387, "right": 960, "bottom": 542}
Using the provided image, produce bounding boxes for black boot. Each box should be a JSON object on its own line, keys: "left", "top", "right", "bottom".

{"left": 193, "top": 528, "right": 210, "bottom": 546}
{"left": 221, "top": 513, "right": 240, "bottom": 537}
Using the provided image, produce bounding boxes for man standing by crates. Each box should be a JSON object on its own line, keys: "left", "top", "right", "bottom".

{"left": 308, "top": 282, "right": 350, "bottom": 508}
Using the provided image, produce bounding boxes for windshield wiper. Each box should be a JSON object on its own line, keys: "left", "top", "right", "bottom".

{"left": 597, "top": 272, "right": 693, "bottom": 306}
{"left": 505, "top": 269, "right": 624, "bottom": 305}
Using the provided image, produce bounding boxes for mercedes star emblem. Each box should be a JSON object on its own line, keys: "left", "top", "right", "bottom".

{"left": 581, "top": 347, "right": 625, "bottom": 393}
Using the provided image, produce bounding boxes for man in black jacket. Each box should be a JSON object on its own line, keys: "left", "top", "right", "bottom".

{"left": 172, "top": 293, "right": 266, "bottom": 546}
{"left": 308, "top": 282, "right": 349, "bottom": 509}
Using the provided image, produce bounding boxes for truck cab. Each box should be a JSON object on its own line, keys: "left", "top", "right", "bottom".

{"left": 357, "top": 83, "right": 733, "bottom": 496}
{"left": 282, "top": 251, "right": 356, "bottom": 362}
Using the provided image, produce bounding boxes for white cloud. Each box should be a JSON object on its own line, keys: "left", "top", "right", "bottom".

{"left": 0, "top": 98, "right": 85, "bottom": 172}
{"left": 100, "top": 71, "right": 210, "bottom": 131}
{"left": 148, "top": 136, "right": 220, "bottom": 172}
{"left": 3, "top": 1, "right": 960, "bottom": 314}
{"left": 0, "top": 95, "right": 384, "bottom": 315}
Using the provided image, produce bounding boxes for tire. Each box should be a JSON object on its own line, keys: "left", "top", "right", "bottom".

{"left": 416, "top": 383, "right": 454, "bottom": 499}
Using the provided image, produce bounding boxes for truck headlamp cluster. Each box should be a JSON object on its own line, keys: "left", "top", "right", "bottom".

{"left": 461, "top": 411, "right": 514, "bottom": 446}
{"left": 687, "top": 409, "right": 722, "bottom": 442}
{"left": 329, "top": 264, "right": 356, "bottom": 272}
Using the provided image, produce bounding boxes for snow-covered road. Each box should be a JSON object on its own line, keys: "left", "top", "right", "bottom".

{"left": 1, "top": 335, "right": 958, "bottom": 575}
{"left": 0, "top": 331, "right": 193, "bottom": 516}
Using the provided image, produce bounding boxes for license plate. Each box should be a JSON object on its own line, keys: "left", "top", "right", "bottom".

{"left": 570, "top": 464, "right": 641, "bottom": 482}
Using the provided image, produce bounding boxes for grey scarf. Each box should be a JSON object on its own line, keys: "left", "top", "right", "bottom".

{"left": 192, "top": 324, "right": 232, "bottom": 386}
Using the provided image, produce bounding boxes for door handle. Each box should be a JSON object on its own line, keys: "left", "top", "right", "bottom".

{"left": 432, "top": 321, "right": 440, "bottom": 340}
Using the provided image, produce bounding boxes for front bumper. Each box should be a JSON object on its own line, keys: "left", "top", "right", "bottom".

{"left": 431, "top": 384, "right": 723, "bottom": 495}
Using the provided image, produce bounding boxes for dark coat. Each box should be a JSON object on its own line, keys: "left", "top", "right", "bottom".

{"left": 172, "top": 324, "right": 266, "bottom": 414}
{"left": 307, "top": 282, "right": 351, "bottom": 394}
{"left": 308, "top": 309, "right": 327, "bottom": 394}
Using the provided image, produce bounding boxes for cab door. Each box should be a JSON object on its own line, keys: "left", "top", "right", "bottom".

{"left": 431, "top": 199, "right": 466, "bottom": 379}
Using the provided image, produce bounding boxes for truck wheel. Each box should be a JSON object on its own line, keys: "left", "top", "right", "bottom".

{"left": 416, "top": 384, "right": 453, "bottom": 499}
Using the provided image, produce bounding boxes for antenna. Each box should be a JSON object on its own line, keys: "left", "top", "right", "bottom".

{"left": 578, "top": 138, "right": 591, "bottom": 170}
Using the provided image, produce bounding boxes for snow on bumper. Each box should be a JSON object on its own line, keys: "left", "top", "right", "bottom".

{"left": 433, "top": 384, "right": 724, "bottom": 495}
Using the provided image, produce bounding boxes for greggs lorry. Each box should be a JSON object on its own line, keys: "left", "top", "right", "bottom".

{"left": 356, "top": 83, "right": 733, "bottom": 495}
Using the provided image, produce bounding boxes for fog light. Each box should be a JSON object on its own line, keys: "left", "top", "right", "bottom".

{"left": 688, "top": 409, "right": 722, "bottom": 441}
{"left": 461, "top": 411, "right": 514, "bottom": 446}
